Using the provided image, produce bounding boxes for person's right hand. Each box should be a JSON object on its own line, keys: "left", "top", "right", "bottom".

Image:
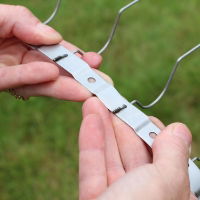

{"left": 0, "top": 4, "right": 106, "bottom": 101}
{"left": 79, "top": 97, "right": 197, "bottom": 200}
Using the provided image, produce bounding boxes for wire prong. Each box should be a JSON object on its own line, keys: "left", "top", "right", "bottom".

{"left": 98, "top": 0, "right": 140, "bottom": 54}
{"left": 131, "top": 44, "right": 200, "bottom": 109}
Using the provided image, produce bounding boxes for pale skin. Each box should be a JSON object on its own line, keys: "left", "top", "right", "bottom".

{"left": 79, "top": 97, "right": 197, "bottom": 200}
{"left": 0, "top": 4, "right": 197, "bottom": 200}
{"left": 0, "top": 4, "right": 105, "bottom": 100}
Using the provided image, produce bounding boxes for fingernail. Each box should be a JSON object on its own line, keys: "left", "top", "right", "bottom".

{"left": 95, "top": 70, "right": 114, "bottom": 85}
{"left": 172, "top": 124, "right": 192, "bottom": 147}
{"left": 37, "top": 24, "right": 62, "bottom": 41}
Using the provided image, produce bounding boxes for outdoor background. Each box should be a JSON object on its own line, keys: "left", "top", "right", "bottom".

{"left": 0, "top": 0, "right": 199, "bottom": 199}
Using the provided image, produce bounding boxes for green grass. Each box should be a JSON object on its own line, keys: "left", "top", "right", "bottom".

{"left": 0, "top": 0, "right": 200, "bottom": 199}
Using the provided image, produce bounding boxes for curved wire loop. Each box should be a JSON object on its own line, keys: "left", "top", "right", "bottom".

{"left": 41, "top": 0, "right": 199, "bottom": 110}
{"left": 43, "top": 0, "right": 139, "bottom": 53}
{"left": 98, "top": 0, "right": 140, "bottom": 54}
{"left": 43, "top": 0, "right": 62, "bottom": 25}
{"left": 131, "top": 44, "right": 200, "bottom": 109}
{"left": 192, "top": 157, "right": 200, "bottom": 162}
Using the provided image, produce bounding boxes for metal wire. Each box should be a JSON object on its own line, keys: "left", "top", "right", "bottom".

{"left": 41, "top": 0, "right": 199, "bottom": 110}
{"left": 98, "top": 0, "right": 140, "bottom": 54}
{"left": 192, "top": 157, "right": 200, "bottom": 162}
{"left": 43, "top": 0, "right": 140, "bottom": 54}
{"left": 131, "top": 44, "right": 200, "bottom": 109}
{"left": 43, "top": 0, "right": 62, "bottom": 25}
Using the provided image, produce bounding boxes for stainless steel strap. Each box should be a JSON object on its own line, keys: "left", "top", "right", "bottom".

{"left": 34, "top": 44, "right": 200, "bottom": 197}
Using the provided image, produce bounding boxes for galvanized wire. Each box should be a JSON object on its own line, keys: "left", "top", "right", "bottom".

{"left": 98, "top": 0, "right": 140, "bottom": 54}
{"left": 131, "top": 44, "right": 200, "bottom": 109}
{"left": 43, "top": 0, "right": 62, "bottom": 25}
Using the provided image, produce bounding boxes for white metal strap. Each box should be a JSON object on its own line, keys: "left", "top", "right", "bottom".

{"left": 35, "top": 44, "right": 200, "bottom": 197}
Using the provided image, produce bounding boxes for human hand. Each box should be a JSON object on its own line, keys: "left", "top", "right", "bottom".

{"left": 0, "top": 4, "right": 106, "bottom": 101}
{"left": 79, "top": 97, "right": 197, "bottom": 200}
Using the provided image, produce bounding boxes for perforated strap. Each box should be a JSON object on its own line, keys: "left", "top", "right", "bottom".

{"left": 35, "top": 44, "right": 200, "bottom": 196}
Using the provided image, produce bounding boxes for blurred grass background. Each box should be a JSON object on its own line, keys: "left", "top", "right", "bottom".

{"left": 0, "top": 0, "right": 199, "bottom": 199}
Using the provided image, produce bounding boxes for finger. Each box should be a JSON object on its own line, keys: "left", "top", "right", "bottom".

{"left": 153, "top": 123, "right": 191, "bottom": 192}
{"left": 149, "top": 116, "right": 165, "bottom": 130}
{"left": 60, "top": 40, "right": 82, "bottom": 52}
{"left": 61, "top": 40, "right": 103, "bottom": 69}
{"left": 112, "top": 115, "right": 152, "bottom": 172}
{"left": 58, "top": 53, "right": 103, "bottom": 75}
{"left": 112, "top": 115, "right": 165, "bottom": 172}
{"left": 95, "top": 69, "right": 114, "bottom": 85}
{"left": 22, "top": 50, "right": 51, "bottom": 64}
{"left": 14, "top": 76, "right": 92, "bottom": 101}
{"left": 13, "top": 69, "right": 113, "bottom": 101}
{"left": 153, "top": 123, "right": 191, "bottom": 169}
{"left": 0, "top": 62, "right": 59, "bottom": 90}
{"left": 0, "top": 5, "right": 62, "bottom": 44}
{"left": 79, "top": 114, "right": 107, "bottom": 200}
{"left": 82, "top": 97, "right": 125, "bottom": 185}
{"left": 83, "top": 52, "right": 102, "bottom": 69}
{"left": 22, "top": 50, "right": 103, "bottom": 73}
{"left": 16, "top": 50, "right": 110, "bottom": 100}
{"left": 145, "top": 116, "right": 166, "bottom": 154}
{"left": 0, "top": 38, "right": 27, "bottom": 67}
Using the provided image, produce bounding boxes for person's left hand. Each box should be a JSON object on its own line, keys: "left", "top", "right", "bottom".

{"left": 0, "top": 4, "right": 106, "bottom": 101}
{"left": 9, "top": 40, "right": 104, "bottom": 101}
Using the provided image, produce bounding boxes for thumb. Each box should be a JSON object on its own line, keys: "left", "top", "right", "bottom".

{"left": 152, "top": 123, "right": 192, "bottom": 199}
{"left": 153, "top": 123, "right": 192, "bottom": 172}
{"left": 0, "top": 4, "right": 62, "bottom": 45}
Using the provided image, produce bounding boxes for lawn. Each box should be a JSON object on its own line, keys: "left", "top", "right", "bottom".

{"left": 0, "top": 0, "right": 199, "bottom": 199}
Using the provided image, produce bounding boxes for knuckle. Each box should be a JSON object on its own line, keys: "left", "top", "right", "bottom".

{"left": 14, "top": 5, "right": 30, "bottom": 14}
{"left": 17, "top": 64, "right": 35, "bottom": 84}
{"left": 14, "top": 5, "right": 38, "bottom": 23}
